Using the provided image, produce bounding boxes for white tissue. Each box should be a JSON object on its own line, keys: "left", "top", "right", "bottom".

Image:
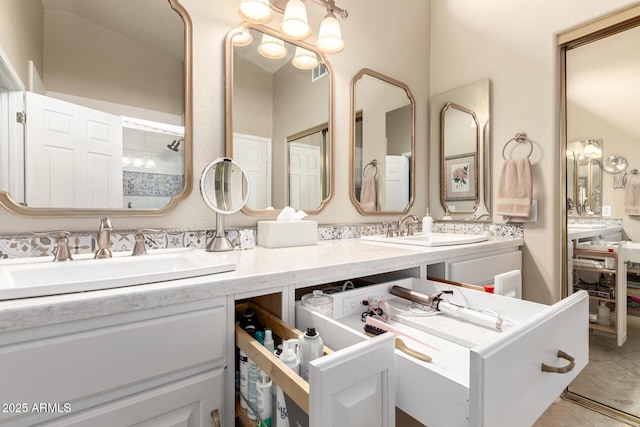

{"left": 277, "top": 206, "right": 308, "bottom": 221}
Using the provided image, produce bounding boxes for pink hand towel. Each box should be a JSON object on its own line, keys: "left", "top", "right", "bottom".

{"left": 625, "top": 174, "right": 640, "bottom": 215}
{"left": 360, "top": 175, "right": 380, "bottom": 212}
{"left": 496, "top": 158, "right": 532, "bottom": 220}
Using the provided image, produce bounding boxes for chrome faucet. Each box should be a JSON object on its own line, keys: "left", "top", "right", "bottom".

{"left": 397, "top": 214, "right": 419, "bottom": 236}
{"left": 32, "top": 231, "right": 73, "bottom": 262}
{"left": 94, "top": 217, "right": 113, "bottom": 259}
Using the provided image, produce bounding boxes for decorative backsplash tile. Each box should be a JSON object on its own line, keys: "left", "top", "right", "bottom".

{"left": 0, "top": 221, "right": 523, "bottom": 260}
{"left": 123, "top": 171, "right": 183, "bottom": 197}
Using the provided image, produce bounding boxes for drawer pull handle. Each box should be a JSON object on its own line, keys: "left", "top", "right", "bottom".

{"left": 541, "top": 350, "right": 575, "bottom": 374}
{"left": 210, "top": 409, "right": 221, "bottom": 427}
{"left": 395, "top": 337, "right": 432, "bottom": 363}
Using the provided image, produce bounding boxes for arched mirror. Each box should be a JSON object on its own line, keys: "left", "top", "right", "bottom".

{"left": 0, "top": 0, "right": 193, "bottom": 217}
{"left": 561, "top": 6, "right": 640, "bottom": 424}
{"left": 349, "top": 68, "right": 415, "bottom": 215}
{"left": 225, "top": 25, "right": 333, "bottom": 215}
{"left": 430, "top": 78, "right": 491, "bottom": 221}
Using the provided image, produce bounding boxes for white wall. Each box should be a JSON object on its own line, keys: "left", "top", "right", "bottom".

{"left": 0, "top": 0, "right": 429, "bottom": 233}
{"left": 430, "top": 0, "right": 640, "bottom": 304}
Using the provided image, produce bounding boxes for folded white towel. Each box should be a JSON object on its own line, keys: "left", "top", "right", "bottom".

{"left": 496, "top": 158, "right": 532, "bottom": 221}
{"left": 625, "top": 174, "right": 640, "bottom": 215}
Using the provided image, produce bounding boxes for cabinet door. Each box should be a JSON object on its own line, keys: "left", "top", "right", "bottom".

{"left": 308, "top": 333, "right": 395, "bottom": 427}
{"left": 40, "top": 369, "right": 224, "bottom": 427}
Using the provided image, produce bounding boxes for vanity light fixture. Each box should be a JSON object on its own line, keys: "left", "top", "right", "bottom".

{"left": 292, "top": 46, "right": 319, "bottom": 69}
{"left": 231, "top": 27, "right": 253, "bottom": 46}
{"left": 258, "top": 33, "right": 288, "bottom": 59}
{"left": 237, "top": 0, "right": 348, "bottom": 54}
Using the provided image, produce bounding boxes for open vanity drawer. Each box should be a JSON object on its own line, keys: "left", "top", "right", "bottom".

{"left": 294, "top": 278, "right": 589, "bottom": 427}
{"left": 235, "top": 302, "right": 396, "bottom": 427}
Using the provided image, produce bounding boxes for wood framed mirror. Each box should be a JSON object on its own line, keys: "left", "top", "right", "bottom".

{"left": 349, "top": 68, "right": 415, "bottom": 215}
{"left": 0, "top": 0, "right": 193, "bottom": 217}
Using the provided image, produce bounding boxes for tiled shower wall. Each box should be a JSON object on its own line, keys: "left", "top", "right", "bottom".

{"left": 0, "top": 221, "right": 523, "bottom": 260}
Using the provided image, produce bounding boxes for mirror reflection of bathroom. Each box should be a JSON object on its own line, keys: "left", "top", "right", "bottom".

{"left": 200, "top": 158, "right": 250, "bottom": 251}
{"left": 566, "top": 139, "right": 602, "bottom": 216}
{"left": 0, "top": 0, "right": 188, "bottom": 211}
{"left": 563, "top": 17, "right": 640, "bottom": 422}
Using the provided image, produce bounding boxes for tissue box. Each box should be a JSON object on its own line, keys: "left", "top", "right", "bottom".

{"left": 257, "top": 220, "right": 318, "bottom": 248}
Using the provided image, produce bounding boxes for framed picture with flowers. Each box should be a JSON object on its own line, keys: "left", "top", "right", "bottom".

{"left": 444, "top": 153, "right": 477, "bottom": 201}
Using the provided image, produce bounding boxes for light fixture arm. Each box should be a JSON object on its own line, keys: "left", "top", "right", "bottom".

{"left": 310, "top": 0, "right": 348, "bottom": 18}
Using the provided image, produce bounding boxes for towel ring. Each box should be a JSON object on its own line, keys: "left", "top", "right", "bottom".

{"left": 363, "top": 159, "right": 379, "bottom": 179}
{"left": 502, "top": 132, "right": 533, "bottom": 160}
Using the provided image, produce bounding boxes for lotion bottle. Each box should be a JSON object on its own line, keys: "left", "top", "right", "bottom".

{"left": 256, "top": 371, "right": 272, "bottom": 427}
{"left": 275, "top": 339, "right": 299, "bottom": 427}
{"left": 422, "top": 208, "right": 433, "bottom": 234}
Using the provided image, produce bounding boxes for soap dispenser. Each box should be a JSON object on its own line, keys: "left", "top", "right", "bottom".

{"left": 422, "top": 208, "right": 433, "bottom": 234}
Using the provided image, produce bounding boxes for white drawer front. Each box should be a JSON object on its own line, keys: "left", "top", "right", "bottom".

{"left": 0, "top": 301, "right": 225, "bottom": 425}
{"left": 449, "top": 250, "right": 522, "bottom": 286}
{"left": 469, "top": 291, "right": 589, "bottom": 427}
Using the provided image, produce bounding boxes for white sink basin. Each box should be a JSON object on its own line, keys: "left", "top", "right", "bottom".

{"left": 361, "top": 232, "right": 489, "bottom": 247}
{"left": 567, "top": 223, "right": 607, "bottom": 229}
{"left": 0, "top": 248, "right": 236, "bottom": 301}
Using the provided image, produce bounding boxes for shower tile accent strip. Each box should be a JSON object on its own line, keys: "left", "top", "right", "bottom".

{"left": 123, "top": 171, "right": 184, "bottom": 197}
{"left": 0, "top": 222, "right": 523, "bottom": 260}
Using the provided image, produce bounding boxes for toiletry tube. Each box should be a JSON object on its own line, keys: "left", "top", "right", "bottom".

{"left": 239, "top": 349, "right": 249, "bottom": 409}
{"left": 257, "top": 372, "right": 272, "bottom": 427}
{"left": 247, "top": 358, "right": 259, "bottom": 419}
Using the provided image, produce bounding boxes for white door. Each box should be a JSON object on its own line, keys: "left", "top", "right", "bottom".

{"left": 309, "top": 333, "right": 395, "bottom": 427}
{"left": 385, "top": 155, "right": 409, "bottom": 211}
{"left": 233, "top": 133, "right": 271, "bottom": 209}
{"left": 25, "top": 91, "right": 122, "bottom": 208}
{"left": 289, "top": 142, "right": 321, "bottom": 210}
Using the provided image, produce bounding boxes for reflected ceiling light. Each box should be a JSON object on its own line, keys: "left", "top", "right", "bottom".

{"left": 132, "top": 158, "right": 144, "bottom": 168}
{"left": 238, "top": 0, "right": 272, "bottom": 24}
{"left": 292, "top": 46, "right": 319, "bottom": 69}
{"left": 317, "top": 9, "right": 344, "bottom": 54}
{"left": 583, "top": 140, "right": 601, "bottom": 158}
{"left": 281, "top": 0, "right": 311, "bottom": 40}
{"left": 144, "top": 159, "right": 156, "bottom": 169}
{"left": 236, "top": 0, "right": 348, "bottom": 53}
{"left": 122, "top": 155, "right": 131, "bottom": 167}
{"left": 231, "top": 27, "right": 253, "bottom": 46}
{"left": 258, "top": 33, "right": 288, "bottom": 59}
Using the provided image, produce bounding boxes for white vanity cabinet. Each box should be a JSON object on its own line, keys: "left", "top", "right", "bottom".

{"left": 294, "top": 278, "right": 589, "bottom": 427}
{"left": 428, "top": 247, "right": 522, "bottom": 286}
{"left": 0, "top": 297, "right": 227, "bottom": 427}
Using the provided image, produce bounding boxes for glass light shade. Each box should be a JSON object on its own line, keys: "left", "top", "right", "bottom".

{"left": 232, "top": 27, "right": 253, "bottom": 46}
{"left": 132, "top": 158, "right": 144, "bottom": 168}
{"left": 317, "top": 12, "right": 344, "bottom": 54}
{"left": 144, "top": 159, "right": 156, "bottom": 169}
{"left": 122, "top": 155, "right": 131, "bottom": 167}
{"left": 237, "top": 0, "right": 272, "bottom": 24}
{"left": 292, "top": 46, "right": 319, "bottom": 69}
{"left": 258, "top": 34, "right": 288, "bottom": 59}
{"left": 281, "top": 0, "right": 311, "bottom": 40}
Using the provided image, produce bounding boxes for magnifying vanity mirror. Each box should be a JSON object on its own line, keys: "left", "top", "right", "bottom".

{"left": 602, "top": 155, "right": 628, "bottom": 174}
{"left": 0, "top": 0, "right": 193, "bottom": 217}
{"left": 349, "top": 68, "right": 415, "bottom": 214}
{"left": 430, "top": 78, "right": 491, "bottom": 221}
{"left": 225, "top": 25, "right": 333, "bottom": 215}
{"left": 200, "top": 158, "right": 249, "bottom": 252}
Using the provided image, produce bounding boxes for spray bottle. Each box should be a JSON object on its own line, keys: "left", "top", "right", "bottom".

{"left": 275, "top": 339, "right": 299, "bottom": 427}
{"left": 298, "top": 327, "right": 324, "bottom": 382}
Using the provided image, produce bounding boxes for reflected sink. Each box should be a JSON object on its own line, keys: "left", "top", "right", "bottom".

{"left": 361, "top": 232, "right": 489, "bottom": 247}
{"left": 0, "top": 248, "right": 236, "bottom": 301}
{"left": 567, "top": 223, "right": 607, "bottom": 229}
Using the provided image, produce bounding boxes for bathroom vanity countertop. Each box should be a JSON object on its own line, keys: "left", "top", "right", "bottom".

{"left": 567, "top": 224, "right": 622, "bottom": 240}
{"left": 0, "top": 237, "right": 522, "bottom": 332}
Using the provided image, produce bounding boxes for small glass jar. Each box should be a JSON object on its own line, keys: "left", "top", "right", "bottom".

{"left": 301, "top": 290, "right": 333, "bottom": 318}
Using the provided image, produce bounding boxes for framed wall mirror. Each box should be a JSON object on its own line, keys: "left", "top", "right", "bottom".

{"left": 225, "top": 25, "right": 333, "bottom": 215}
{"left": 561, "top": 6, "right": 640, "bottom": 424}
{"left": 349, "top": 68, "right": 415, "bottom": 215}
{"left": 430, "top": 78, "right": 491, "bottom": 221}
{"left": 567, "top": 139, "right": 603, "bottom": 216}
{"left": 0, "top": 0, "right": 193, "bottom": 217}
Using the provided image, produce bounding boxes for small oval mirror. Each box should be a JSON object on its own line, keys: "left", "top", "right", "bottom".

{"left": 603, "top": 155, "right": 629, "bottom": 174}
{"left": 200, "top": 158, "right": 250, "bottom": 251}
